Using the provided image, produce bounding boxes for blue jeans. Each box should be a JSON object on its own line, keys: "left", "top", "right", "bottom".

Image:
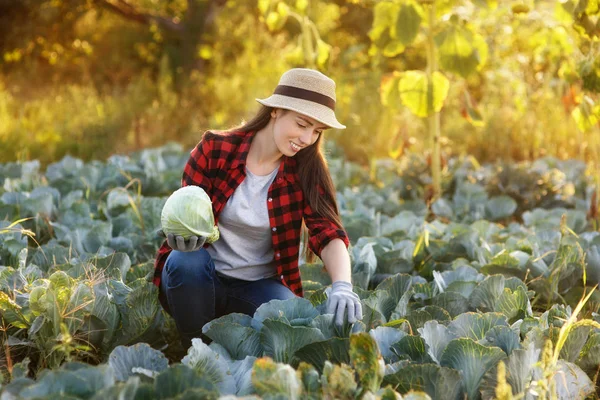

{"left": 158, "top": 248, "right": 296, "bottom": 349}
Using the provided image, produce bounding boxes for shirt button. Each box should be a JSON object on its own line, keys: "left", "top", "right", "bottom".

{"left": 276, "top": 253, "right": 281, "bottom": 258}
{"left": 280, "top": 275, "right": 284, "bottom": 280}
{"left": 272, "top": 227, "right": 277, "bottom": 232}
{"left": 268, "top": 198, "right": 272, "bottom": 202}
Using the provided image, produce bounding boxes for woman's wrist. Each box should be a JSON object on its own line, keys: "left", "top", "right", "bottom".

{"left": 331, "top": 280, "right": 352, "bottom": 289}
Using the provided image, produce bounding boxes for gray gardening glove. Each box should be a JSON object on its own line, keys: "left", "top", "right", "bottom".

{"left": 326, "top": 281, "right": 363, "bottom": 326}
{"left": 166, "top": 232, "right": 206, "bottom": 252}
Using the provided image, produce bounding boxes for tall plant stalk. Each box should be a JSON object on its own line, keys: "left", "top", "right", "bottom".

{"left": 426, "top": 3, "right": 442, "bottom": 200}
{"left": 302, "top": 16, "right": 316, "bottom": 69}
{"left": 591, "top": 125, "right": 600, "bottom": 229}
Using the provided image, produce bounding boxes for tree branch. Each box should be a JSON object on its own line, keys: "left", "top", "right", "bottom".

{"left": 203, "top": 0, "right": 228, "bottom": 29}
{"left": 94, "top": 0, "right": 183, "bottom": 34}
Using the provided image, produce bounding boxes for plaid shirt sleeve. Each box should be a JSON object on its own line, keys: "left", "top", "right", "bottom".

{"left": 153, "top": 133, "right": 214, "bottom": 287}
{"left": 181, "top": 132, "right": 215, "bottom": 191}
{"left": 303, "top": 186, "right": 349, "bottom": 258}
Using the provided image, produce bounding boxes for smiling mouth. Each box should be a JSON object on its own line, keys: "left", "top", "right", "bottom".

{"left": 290, "top": 141, "right": 303, "bottom": 151}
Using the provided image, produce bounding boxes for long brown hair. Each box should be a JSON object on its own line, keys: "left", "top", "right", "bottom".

{"left": 217, "top": 105, "right": 345, "bottom": 263}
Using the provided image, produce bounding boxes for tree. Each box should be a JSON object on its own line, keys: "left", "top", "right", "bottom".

{"left": 93, "top": 0, "right": 227, "bottom": 80}
{"left": 0, "top": 0, "right": 228, "bottom": 89}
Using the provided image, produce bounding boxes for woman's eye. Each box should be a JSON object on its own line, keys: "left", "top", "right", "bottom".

{"left": 297, "top": 122, "right": 321, "bottom": 135}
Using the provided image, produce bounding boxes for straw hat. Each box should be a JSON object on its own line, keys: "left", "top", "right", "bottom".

{"left": 256, "top": 68, "right": 346, "bottom": 130}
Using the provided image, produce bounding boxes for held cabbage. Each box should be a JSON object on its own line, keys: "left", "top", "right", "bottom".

{"left": 160, "top": 186, "right": 220, "bottom": 243}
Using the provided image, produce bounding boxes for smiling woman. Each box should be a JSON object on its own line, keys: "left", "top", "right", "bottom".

{"left": 246, "top": 109, "right": 324, "bottom": 168}
{"left": 153, "top": 68, "right": 363, "bottom": 349}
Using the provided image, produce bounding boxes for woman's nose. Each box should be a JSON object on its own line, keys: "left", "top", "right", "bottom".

{"left": 299, "top": 129, "right": 313, "bottom": 145}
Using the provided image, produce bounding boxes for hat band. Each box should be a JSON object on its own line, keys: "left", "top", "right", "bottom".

{"left": 273, "top": 85, "right": 336, "bottom": 111}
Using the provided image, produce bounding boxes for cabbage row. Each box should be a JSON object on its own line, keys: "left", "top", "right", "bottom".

{"left": 1, "top": 143, "right": 599, "bottom": 399}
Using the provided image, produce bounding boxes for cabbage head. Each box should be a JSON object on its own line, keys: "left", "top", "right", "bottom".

{"left": 160, "top": 186, "right": 220, "bottom": 243}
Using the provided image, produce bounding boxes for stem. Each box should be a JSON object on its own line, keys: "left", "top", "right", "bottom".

{"left": 302, "top": 16, "right": 316, "bottom": 69}
{"left": 426, "top": 3, "right": 442, "bottom": 200}
{"left": 309, "top": 20, "right": 322, "bottom": 47}
{"left": 2, "top": 327, "right": 12, "bottom": 376}
{"left": 591, "top": 125, "right": 600, "bottom": 229}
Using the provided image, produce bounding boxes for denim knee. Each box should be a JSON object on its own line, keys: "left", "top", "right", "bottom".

{"left": 164, "top": 248, "right": 213, "bottom": 288}
{"left": 162, "top": 248, "right": 216, "bottom": 348}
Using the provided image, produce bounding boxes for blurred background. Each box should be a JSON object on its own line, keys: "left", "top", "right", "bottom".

{"left": 0, "top": 0, "right": 597, "bottom": 170}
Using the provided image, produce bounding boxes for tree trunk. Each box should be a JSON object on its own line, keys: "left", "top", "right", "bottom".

{"left": 180, "top": 0, "right": 205, "bottom": 80}
{"left": 96, "top": 0, "right": 227, "bottom": 87}
{"left": 178, "top": 0, "right": 227, "bottom": 85}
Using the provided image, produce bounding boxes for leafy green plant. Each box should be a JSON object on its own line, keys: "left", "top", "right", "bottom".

{"left": 258, "top": 0, "right": 334, "bottom": 69}
{"left": 2, "top": 144, "right": 600, "bottom": 398}
{"left": 369, "top": 0, "right": 492, "bottom": 200}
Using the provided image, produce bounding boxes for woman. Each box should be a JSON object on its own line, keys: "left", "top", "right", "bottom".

{"left": 153, "top": 68, "right": 362, "bottom": 349}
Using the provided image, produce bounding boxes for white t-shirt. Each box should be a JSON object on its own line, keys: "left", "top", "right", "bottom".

{"left": 206, "top": 164, "right": 280, "bottom": 280}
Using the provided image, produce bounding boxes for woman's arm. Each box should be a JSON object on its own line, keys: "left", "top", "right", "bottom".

{"left": 320, "top": 238, "right": 362, "bottom": 326}
{"left": 320, "top": 238, "right": 352, "bottom": 283}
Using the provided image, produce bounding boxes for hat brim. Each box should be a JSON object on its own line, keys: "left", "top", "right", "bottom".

{"left": 256, "top": 96, "right": 346, "bottom": 130}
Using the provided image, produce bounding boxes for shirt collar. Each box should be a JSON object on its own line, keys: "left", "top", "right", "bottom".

{"left": 230, "top": 130, "right": 297, "bottom": 184}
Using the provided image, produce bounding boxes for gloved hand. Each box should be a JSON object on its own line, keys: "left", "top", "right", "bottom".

{"left": 326, "top": 280, "right": 363, "bottom": 326}
{"left": 166, "top": 233, "right": 206, "bottom": 252}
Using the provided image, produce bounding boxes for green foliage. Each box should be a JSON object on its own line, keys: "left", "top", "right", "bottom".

{"left": 251, "top": 356, "right": 302, "bottom": 398}
{"left": 383, "top": 363, "right": 462, "bottom": 400}
{"left": 181, "top": 338, "right": 253, "bottom": 395}
{"left": 257, "top": 0, "right": 339, "bottom": 69}
{"left": 2, "top": 142, "right": 600, "bottom": 398}
{"left": 109, "top": 343, "right": 168, "bottom": 382}
{"left": 435, "top": 23, "right": 488, "bottom": 79}
{"left": 368, "top": 0, "right": 423, "bottom": 57}
{"left": 397, "top": 71, "right": 450, "bottom": 118}
{"left": 440, "top": 338, "right": 506, "bottom": 400}
{"left": 349, "top": 332, "right": 384, "bottom": 395}
{"left": 321, "top": 361, "right": 358, "bottom": 399}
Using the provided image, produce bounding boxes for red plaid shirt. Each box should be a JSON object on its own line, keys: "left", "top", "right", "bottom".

{"left": 153, "top": 130, "right": 349, "bottom": 297}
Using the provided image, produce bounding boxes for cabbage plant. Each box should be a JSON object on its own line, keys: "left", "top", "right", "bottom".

{"left": 160, "top": 186, "right": 219, "bottom": 242}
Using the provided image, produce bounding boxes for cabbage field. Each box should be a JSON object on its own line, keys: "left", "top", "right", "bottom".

{"left": 1, "top": 142, "right": 600, "bottom": 399}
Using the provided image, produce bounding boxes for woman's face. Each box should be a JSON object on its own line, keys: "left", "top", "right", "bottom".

{"left": 271, "top": 109, "right": 328, "bottom": 156}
